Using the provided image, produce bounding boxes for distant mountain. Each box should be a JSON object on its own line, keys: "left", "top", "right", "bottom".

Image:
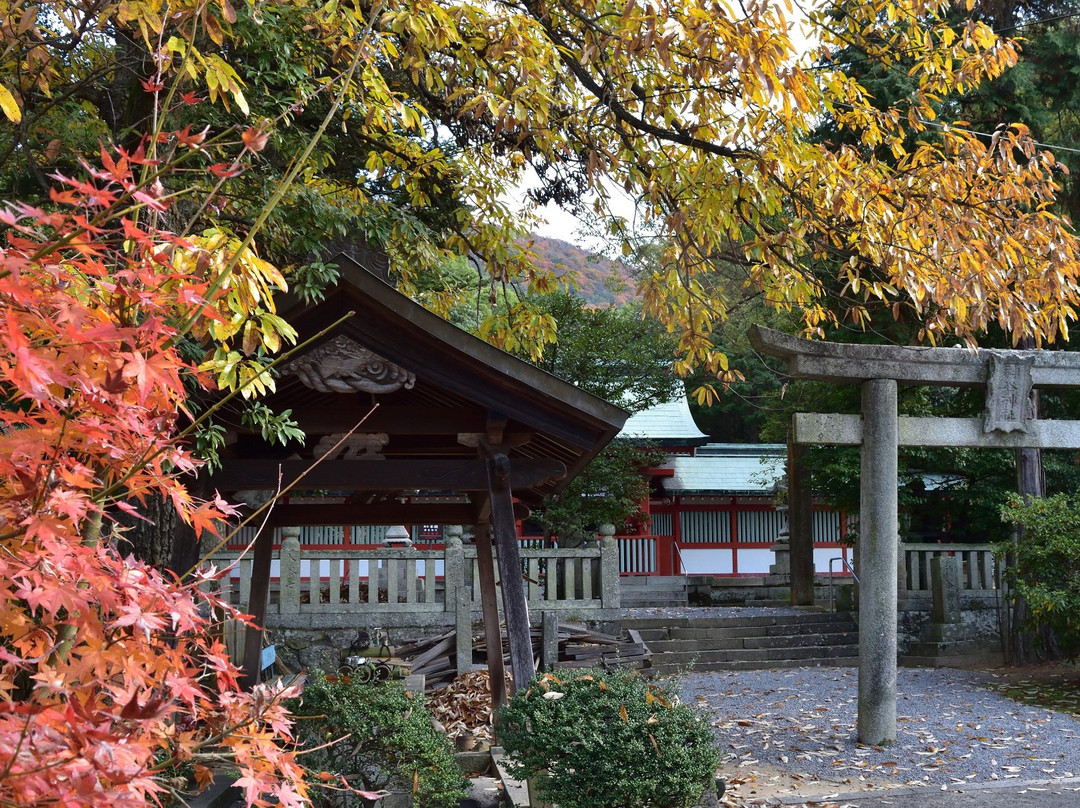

{"left": 523, "top": 235, "right": 638, "bottom": 306}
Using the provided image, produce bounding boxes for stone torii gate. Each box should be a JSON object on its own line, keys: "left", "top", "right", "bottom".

{"left": 750, "top": 325, "right": 1080, "bottom": 746}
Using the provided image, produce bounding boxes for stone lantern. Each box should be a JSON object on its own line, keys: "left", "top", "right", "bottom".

{"left": 766, "top": 478, "right": 791, "bottom": 584}
{"left": 383, "top": 524, "right": 413, "bottom": 547}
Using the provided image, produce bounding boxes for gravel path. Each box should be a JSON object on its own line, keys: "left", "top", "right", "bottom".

{"left": 672, "top": 666, "right": 1080, "bottom": 805}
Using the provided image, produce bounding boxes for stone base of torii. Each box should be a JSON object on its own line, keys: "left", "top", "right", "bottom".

{"left": 750, "top": 325, "right": 1080, "bottom": 745}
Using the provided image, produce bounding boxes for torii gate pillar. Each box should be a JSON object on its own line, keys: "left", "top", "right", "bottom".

{"left": 858, "top": 379, "right": 898, "bottom": 744}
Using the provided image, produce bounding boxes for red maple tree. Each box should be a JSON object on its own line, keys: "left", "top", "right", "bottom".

{"left": 0, "top": 138, "right": 308, "bottom": 806}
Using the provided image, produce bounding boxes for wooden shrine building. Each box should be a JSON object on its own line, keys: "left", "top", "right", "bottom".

{"left": 205, "top": 257, "right": 628, "bottom": 699}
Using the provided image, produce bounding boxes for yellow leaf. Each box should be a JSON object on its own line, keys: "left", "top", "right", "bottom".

{"left": 0, "top": 85, "right": 21, "bottom": 124}
{"left": 619, "top": 705, "right": 628, "bottom": 722}
{"left": 241, "top": 319, "right": 257, "bottom": 355}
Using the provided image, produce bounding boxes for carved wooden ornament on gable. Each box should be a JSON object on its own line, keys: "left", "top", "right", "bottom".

{"left": 280, "top": 335, "right": 415, "bottom": 394}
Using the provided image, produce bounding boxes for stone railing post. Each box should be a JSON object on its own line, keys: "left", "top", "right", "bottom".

{"left": 279, "top": 527, "right": 302, "bottom": 615}
{"left": 541, "top": 611, "right": 559, "bottom": 671}
{"left": 455, "top": 586, "right": 472, "bottom": 675}
{"left": 599, "top": 524, "right": 620, "bottom": 609}
{"left": 930, "top": 555, "right": 962, "bottom": 626}
{"left": 443, "top": 525, "right": 464, "bottom": 613}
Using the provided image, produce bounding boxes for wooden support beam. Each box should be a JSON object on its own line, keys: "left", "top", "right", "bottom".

{"left": 208, "top": 457, "right": 566, "bottom": 492}
{"left": 474, "top": 521, "right": 508, "bottom": 711}
{"left": 277, "top": 405, "right": 489, "bottom": 435}
{"left": 263, "top": 501, "right": 531, "bottom": 527}
{"left": 486, "top": 411, "right": 509, "bottom": 446}
{"left": 240, "top": 525, "right": 275, "bottom": 690}
{"left": 457, "top": 432, "right": 533, "bottom": 451}
{"left": 486, "top": 453, "right": 534, "bottom": 694}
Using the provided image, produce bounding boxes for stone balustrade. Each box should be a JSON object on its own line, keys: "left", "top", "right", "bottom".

{"left": 213, "top": 526, "right": 621, "bottom": 633}
{"left": 900, "top": 543, "right": 997, "bottom": 595}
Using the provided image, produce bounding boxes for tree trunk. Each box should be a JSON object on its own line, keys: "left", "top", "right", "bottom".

{"left": 788, "top": 440, "right": 815, "bottom": 606}
{"left": 114, "top": 489, "right": 201, "bottom": 578}
{"left": 107, "top": 30, "right": 158, "bottom": 150}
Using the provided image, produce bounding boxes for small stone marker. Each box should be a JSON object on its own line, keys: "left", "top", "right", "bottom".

{"left": 930, "top": 555, "right": 962, "bottom": 626}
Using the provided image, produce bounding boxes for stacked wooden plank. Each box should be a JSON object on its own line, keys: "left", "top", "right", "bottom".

{"left": 395, "top": 622, "right": 652, "bottom": 691}
{"left": 393, "top": 633, "right": 457, "bottom": 688}
{"left": 558, "top": 626, "right": 650, "bottom": 670}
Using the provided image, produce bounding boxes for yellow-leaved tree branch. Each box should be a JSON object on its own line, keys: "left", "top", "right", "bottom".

{"left": 3, "top": 0, "right": 1077, "bottom": 387}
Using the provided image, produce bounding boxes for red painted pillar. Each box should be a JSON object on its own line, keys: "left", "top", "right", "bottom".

{"left": 657, "top": 534, "right": 673, "bottom": 575}
{"left": 670, "top": 499, "right": 683, "bottom": 576}
{"left": 729, "top": 498, "right": 739, "bottom": 575}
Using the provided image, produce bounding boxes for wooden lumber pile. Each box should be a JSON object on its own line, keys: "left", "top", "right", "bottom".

{"left": 393, "top": 632, "right": 457, "bottom": 689}
{"left": 395, "top": 622, "right": 651, "bottom": 691}
{"left": 558, "top": 625, "right": 650, "bottom": 671}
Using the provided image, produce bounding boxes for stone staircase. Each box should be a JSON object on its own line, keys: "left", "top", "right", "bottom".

{"left": 619, "top": 575, "right": 688, "bottom": 608}
{"left": 624, "top": 610, "right": 860, "bottom": 675}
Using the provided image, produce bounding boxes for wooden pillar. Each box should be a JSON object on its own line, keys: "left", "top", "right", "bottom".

{"left": 486, "top": 453, "right": 535, "bottom": 693}
{"left": 240, "top": 526, "right": 276, "bottom": 690}
{"left": 474, "top": 522, "right": 508, "bottom": 710}
{"left": 788, "top": 441, "right": 815, "bottom": 606}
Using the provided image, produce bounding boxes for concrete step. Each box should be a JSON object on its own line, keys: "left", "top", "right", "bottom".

{"left": 619, "top": 576, "right": 688, "bottom": 608}
{"left": 654, "top": 643, "right": 860, "bottom": 667}
{"left": 623, "top": 610, "right": 860, "bottom": 672}
{"left": 632, "top": 620, "right": 860, "bottom": 642}
{"left": 626, "top": 613, "right": 859, "bottom": 639}
{"left": 621, "top": 576, "right": 687, "bottom": 588}
{"left": 624, "top": 612, "right": 858, "bottom": 633}
{"left": 644, "top": 631, "right": 859, "bottom": 654}
{"left": 619, "top": 587, "right": 689, "bottom": 599}
{"left": 652, "top": 655, "right": 860, "bottom": 675}
{"left": 667, "top": 621, "right": 858, "bottom": 640}
{"left": 617, "top": 591, "right": 682, "bottom": 604}
{"left": 620, "top": 582, "right": 687, "bottom": 591}
{"left": 621, "top": 595, "right": 688, "bottom": 608}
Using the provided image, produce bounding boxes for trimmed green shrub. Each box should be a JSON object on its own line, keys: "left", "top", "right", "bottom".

{"left": 495, "top": 668, "right": 720, "bottom": 808}
{"left": 999, "top": 493, "right": 1080, "bottom": 659}
{"left": 290, "top": 674, "right": 466, "bottom": 808}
